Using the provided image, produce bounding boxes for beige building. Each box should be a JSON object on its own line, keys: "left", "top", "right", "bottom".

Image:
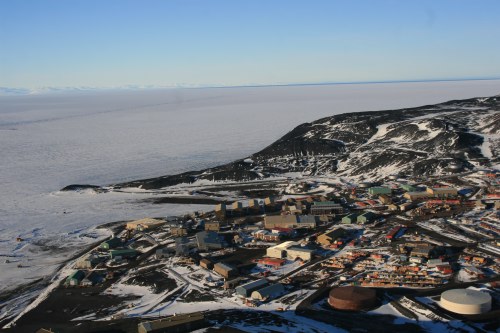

{"left": 286, "top": 246, "right": 314, "bottom": 261}
{"left": 249, "top": 199, "right": 260, "bottom": 210}
{"left": 171, "top": 227, "right": 187, "bottom": 237}
{"left": 126, "top": 218, "right": 165, "bottom": 231}
{"left": 399, "top": 202, "right": 415, "bottom": 211}
{"left": 204, "top": 221, "right": 221, "bottom": 231}
{"left": 215, "top": 203, "right": 226, "bottom": 218}
{"left": 404, "top": 191, "right": 429, "bottom": 201}
{"left": 266, "top": 241, "right": 299, "bottom": 259}
{"left": 232, "top": 201, "right": 243, "bottom": 211}
{"left": 264, "top": 197, "right": 275, "bottom": 206}
{"left": 264, "top": 215, "right": 317, "bottom": 229}
{"left": 387, "top": 204, "right": 399, "bottom": 211}
{"left": 426, "top": 187, "right": 458, "bottom": 197}
{"left": 379, "top": 194, "right": 392, "bottom": 205}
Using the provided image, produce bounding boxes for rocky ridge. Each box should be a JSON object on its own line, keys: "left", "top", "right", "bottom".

{"left": 64, "top": 95, "right": 499, "bottom": 191}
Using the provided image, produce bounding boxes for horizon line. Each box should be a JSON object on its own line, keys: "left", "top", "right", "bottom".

{"left": 2, "top": 76, "right": 500, "bottom": 96}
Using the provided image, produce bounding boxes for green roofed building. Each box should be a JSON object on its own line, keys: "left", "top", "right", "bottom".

{"left": 109, "top": 248, "right": 138, "bottom": 259}
{"left": 357, "top": 212, "right": 377, "bottom": 224}
{"left": 401, "top": 184, "right": 418, "bottom": 192}
{"left": 100, "top": 237, "right": 122, "bottom": 250}
{"left": 65, "top": 270, "right": 85, "bottom": 286}
{"left": 342, "top": 213, "right": 358, "bottom": 224}
{"left": 368, "top": 187, "right": 391, "bottom": 196}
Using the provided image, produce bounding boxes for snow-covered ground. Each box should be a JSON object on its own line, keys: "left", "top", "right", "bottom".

{"left": 1, "top": 80, "right": 500, "bottom": 294}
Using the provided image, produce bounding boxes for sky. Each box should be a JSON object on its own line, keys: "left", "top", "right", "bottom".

{"left": 1, "top": 0, "right": 500, "bottom": 89}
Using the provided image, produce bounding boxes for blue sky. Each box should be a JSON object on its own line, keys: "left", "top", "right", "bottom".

{"left": 1, "top": 0, "right": 500, "bottom": 89}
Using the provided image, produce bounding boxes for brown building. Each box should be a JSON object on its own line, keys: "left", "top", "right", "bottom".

{"left": 317, "top": 228, "right": 346, "bottom": 246}
{"left": 404, "top": 192, "right": 429, "bottom": 201}
{"left": 379, "top": 195, "right": 392, "bottom": 205}
{"left": 426, "top": 187, "right": 458, "bottom": 197}
{"left": 204, "top": 221, "right": 220, "bottom": 231}
{"left": 215, "top": 203, "right": 226, "bottom": 218}
{"left": 200, "top": 258, "right": 214, "bottom": 270}
{"left": 264, "top": 197, "right": 275, "bottom": 206}
{"left": 232, "top": 201, "right": 243, "bottom": 211}
{"left": 171, "top": 227, "right": 187, "bottom": 237}
{"left": 126, "top": 218, "right": 165, "bottom": 231}
{"left": 213, "top": 262, "right": 238, "bottom": 279}
{"left": 328, "top": 286, "right": 377, "bottom": 311}
{"left": 264, "top": 215, "right": 317, "bottom": 229}
{"left": 249, "top": 199, "right": 260, "bottom": 211}
{"left": 411, "top": 245, "right": 434, "bottom": 258}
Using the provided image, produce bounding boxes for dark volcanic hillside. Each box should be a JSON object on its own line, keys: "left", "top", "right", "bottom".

{"left": 112, "top": 96, "right": 499, "bottom": 189}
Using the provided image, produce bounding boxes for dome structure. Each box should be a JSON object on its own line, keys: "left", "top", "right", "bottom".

{"left": 440, "top": 289, "right": 491, "bottom": 315}
{"left": 328, "top": 286, "right": 376, "bottom": 311}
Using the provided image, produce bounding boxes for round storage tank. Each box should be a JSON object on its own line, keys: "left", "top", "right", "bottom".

{"left": 440, "top": 289, "right": 491, "bottom": 315}
{"left": 328, "top": 286, "right": 376, "bottom": 311}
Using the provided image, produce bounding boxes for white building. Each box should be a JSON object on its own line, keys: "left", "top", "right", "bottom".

{"left": 286, "top": 246, "right": 314, "bottom": 261}
{"left": 266, "top": 241, "right": 299, "bottom": 259}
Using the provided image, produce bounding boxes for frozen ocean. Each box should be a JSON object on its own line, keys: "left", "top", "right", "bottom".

{"left": 1, "top": 80, "right": 500, "bottom": 294}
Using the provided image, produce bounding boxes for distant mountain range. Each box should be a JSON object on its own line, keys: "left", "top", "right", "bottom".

{"left": 4, "top": 78, "right": 500, "bottom": 96}
{"left": 109, "top": 95, "right": 499, "bottom": 190}
{"left": 0, "top": 85, "right": 179, "bottom": 96}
